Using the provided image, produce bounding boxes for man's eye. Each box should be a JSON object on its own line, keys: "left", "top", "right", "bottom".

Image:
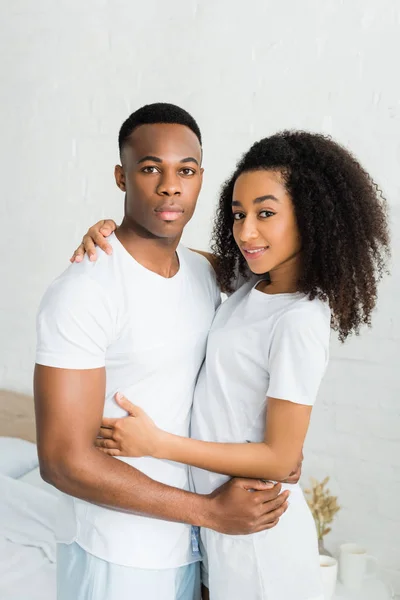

{"left": 232, "top": 213, "right": 244, "bottom": 221}
{"left": 142, "top": 166, "right": 159, "bottom": 174}
{"left": 180, "top": 168, "right": 196, "bottom": 176}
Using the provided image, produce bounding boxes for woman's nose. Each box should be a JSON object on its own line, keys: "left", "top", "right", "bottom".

{"left": 239, "top": 217, "right": 259, "bottom": 242}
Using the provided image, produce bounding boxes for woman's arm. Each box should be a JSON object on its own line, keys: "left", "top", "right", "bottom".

{"left": 69, "top": 220, "right": 219, "bottom": 275}
{"left": 96, "top": 308, "right": 329, "bottom": 481}
{"left": 70, "top": 219, "right": 118, "bottom": 262}
{"left": 96, "top": 393, "right": 311, "bottom": 482}
{"left": 159, "top": 397, "right": 311, "bottom": 481}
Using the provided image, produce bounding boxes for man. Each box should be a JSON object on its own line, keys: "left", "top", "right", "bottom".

{"left": 34, "top": 103, "right": 292, "bottom": 600}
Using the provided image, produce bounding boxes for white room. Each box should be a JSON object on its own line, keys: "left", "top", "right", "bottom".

{"left": 0, "top": 1, "right": 399, "bottom": 599}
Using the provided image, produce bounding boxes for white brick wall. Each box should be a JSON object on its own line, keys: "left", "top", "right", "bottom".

{"left": 0, "top": 0, "right": 399, "bottom": 593}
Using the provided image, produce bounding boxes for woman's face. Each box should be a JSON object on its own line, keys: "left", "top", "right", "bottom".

{"left": 232, "top": 169, "right": 302, "bottom": 278}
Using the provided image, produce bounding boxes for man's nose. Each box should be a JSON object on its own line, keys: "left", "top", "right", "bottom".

{"left": 156, "top": 171, "right": 181, "bottom": 196}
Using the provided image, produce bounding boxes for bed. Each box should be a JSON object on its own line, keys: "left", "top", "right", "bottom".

{"left": 0, "top": 390, "right": 395, "bottom": 600}
{"left": 0, "top": 389, "right": 56, "bottom": 600}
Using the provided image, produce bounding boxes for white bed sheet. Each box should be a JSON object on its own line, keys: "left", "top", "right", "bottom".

{"left": 0, "top": 471, "right": 58, "bottom": 600}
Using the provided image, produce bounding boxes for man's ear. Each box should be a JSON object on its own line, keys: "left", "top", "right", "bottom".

{"left": 115, "top": 164, "right": 126, "bottom": 191}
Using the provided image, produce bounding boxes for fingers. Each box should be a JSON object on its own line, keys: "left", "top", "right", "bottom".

{"left": 99, "top": 219, "right": 117, "bottom": 235}
{"left": 253, "top": 500, "right": 289, "bottom": 532}
{"left": 283, "top": 454, "right": 303, "bottom": 483}
{"left": 70, "top": 219, "right": 117, "bottom": 263}
{"left": 99, "top": 426, "right": 114, "bottom": 439}
{"left": 97, "top": 447, "right": 121, "bottom": 457}
{"left": 283, "top": 469, "right": 300, "bottom": 484}
{"left": 263, "top": 500, "right": 289, "bottom": 523}
{"left": 261, "top": 519, "right": 280, "bottom": 530}
{"left": 253, "top": 482, "right": 282, "bottom": 502}
{"left": 234, "top": 478, "right": 276, "bottom": 492}
{"left": 259, "top": 490, "right": 289, "bottom": 512}
{"left": 70, "top": 243, "right": 85, "bottom": 263}
{"left": 89, "top": 228, "right": 113, "bottom": 256}
{"left": 95, "top": 437, "right": 119, "bottom": 450}
{"left": 115, "top": 392, "right": 140, "bottom": 416}
{"left": 101, "top": 418, "right": 119, "bottom": 429}
{"left": 253, "top": 516, "right": 281, "bottom": 533}
{"left": 82, "top": 233, "right": 98, "bottom": 262}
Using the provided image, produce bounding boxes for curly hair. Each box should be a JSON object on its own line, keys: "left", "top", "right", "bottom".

{"left": 211, "top": 131, "right": 390, "bottom": 341}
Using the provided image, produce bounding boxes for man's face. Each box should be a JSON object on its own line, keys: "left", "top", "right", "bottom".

{"left": 115, "top": 123, "right": 203, "bottom": 239}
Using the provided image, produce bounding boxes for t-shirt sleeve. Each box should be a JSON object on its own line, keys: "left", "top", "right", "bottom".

{"left": 36, "top": 274, "right": 115, "bottom": 370}
{"left": 267, "top": 305, "right": 331, "bottom": 406}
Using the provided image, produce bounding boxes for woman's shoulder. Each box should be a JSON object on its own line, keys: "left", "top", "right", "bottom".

{"left": 276, "top": 294, "right": 331, "bottom": 332}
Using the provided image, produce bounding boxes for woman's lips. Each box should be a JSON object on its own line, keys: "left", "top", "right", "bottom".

{"left": 242, "top": 246, "right": 269, "bottom": 260}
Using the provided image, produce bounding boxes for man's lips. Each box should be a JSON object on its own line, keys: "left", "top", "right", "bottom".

{"left": 154, "top": 206, "right": 184, "bottom": 222}
{"left": 241, "top": 246, "right": 269, "bottom": 260}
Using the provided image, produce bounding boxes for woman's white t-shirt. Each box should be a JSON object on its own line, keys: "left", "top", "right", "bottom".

{"left": 190, "top": 278, "right": 331, "bottom": 600}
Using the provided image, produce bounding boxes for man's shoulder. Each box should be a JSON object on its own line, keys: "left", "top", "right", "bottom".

{"left": 39, "top": 252, "right": 120, "bottom": 318}
{"left": 181, "top": 246, "right": 218, "bottom": 280}
{"left": 181, "top": 246, "right": 221, "bottom": 296}
{"left": 187, "top": 248, "right": 216, "bottom": 270}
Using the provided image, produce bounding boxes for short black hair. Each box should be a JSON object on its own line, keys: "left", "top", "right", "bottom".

{"left": 118, "top": 102, "right": 202, "bottom": 156}
{"left": 211, "top": 131, "right": 390, "bottom": 341}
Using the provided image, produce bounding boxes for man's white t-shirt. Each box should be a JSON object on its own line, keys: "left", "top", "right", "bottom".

{"left": 36, "top": 233, "right": 221, "bottom": 569}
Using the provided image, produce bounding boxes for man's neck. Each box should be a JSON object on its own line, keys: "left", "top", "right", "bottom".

{"left": 116, "top": 221, "right": 182, "bottom": 279}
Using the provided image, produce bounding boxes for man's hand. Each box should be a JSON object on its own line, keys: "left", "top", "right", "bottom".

{"left": 205, "top": 478, "right": 289, "bottom": 535}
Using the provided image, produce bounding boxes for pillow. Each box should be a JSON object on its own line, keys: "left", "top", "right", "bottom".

{"left": 0, "top": 437, "right": 38, "bottom": 478}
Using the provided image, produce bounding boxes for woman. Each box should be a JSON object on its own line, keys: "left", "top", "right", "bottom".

{"left": 72, "top": 131, "right": 389, "bottom": 600}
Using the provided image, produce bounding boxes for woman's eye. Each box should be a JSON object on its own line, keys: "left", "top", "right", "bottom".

{"left": 232, "top": 213, "right": 244, "bottom": 221}
{"left": 259, "top": 210, "right": 275, "bottom": 218}
{"left": 142, "top": 166, "right": 159, "bottom": 174}
{"left": 180, "top": 168, "right": 196, "bottom": 176}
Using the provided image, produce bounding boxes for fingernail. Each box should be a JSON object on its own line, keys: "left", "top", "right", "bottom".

{"left": 115, "top": 392, "right": 122, "bottom": 401}
{"left": 264, "top": 482, "right": 274, "bottom": 489}
{"left": 75, "top": 255, "right": 82, "bottom": 262}
{"left": 106, "top": 248, "right": 112, "bottom": 255}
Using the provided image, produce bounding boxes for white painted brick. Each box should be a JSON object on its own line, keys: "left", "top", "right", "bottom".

{"left": 0, "top": 0, "right": 399, "bottom": 593}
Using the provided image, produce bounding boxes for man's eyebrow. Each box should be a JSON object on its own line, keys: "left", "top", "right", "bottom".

{"left": 180, "top": 157, "right": 200, "bottom": 166}
{"left": 137, "top": 155, "right": 162, "bottom": 164}
{"left": 232, "top": 195, "right": 280, "bottom": 207}
{"left": 136, "top": 155, "right": 200, "bottom": 166}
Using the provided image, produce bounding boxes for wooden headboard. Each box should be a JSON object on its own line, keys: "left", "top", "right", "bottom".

{"left": 0, "top": 389, "right": 36, "bottom": 442}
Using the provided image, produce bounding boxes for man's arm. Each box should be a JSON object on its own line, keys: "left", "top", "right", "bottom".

{"left": 35, "top": 364, "right": 289, "bottom": 534}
